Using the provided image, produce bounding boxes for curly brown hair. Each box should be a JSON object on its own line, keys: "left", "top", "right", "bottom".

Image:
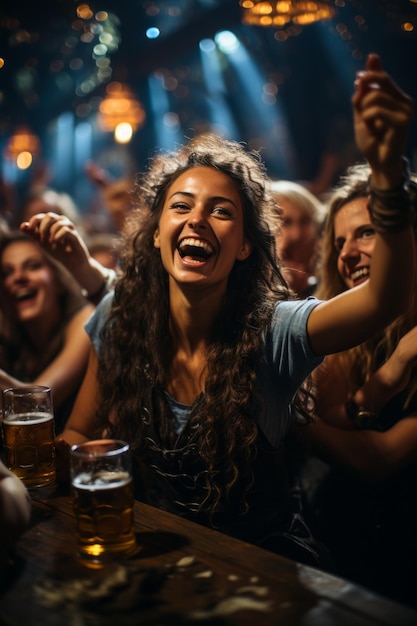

{"left": 95, "top": 133, "right": 294, "bottom": 511}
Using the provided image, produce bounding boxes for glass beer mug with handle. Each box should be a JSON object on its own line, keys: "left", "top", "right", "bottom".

{"left": 1, "top": 385, "right": 56, "bottom": 490}
{"left": 70, "top": 439, "right": 137, "bottom": 567}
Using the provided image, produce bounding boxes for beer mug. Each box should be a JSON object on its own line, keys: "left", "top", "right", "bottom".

{"left": 70, "top": 439, "right": 137, "bottom": 566}
{"left": 1, "top": 386, "right": 56, "bottom": 489}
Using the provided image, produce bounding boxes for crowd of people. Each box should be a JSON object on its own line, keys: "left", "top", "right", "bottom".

{"left": 1, "top": 53, "right": 417, "bottom": 608}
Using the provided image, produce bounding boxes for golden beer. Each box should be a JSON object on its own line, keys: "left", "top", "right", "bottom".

{"left": 72, "top": 470, "right": 136, "bottom": 562}
{"left": 2, "top": 412, "right": 56, "bottom": 487}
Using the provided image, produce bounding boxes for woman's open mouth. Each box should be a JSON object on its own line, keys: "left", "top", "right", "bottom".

{"left": 13, "top": 287, "right": 38, "bottom": 308}
{"left": 350, "top": 266, "right": 370, "bottom": 285}
{"left": 177, "top": 238, "right": 215, "bottom": 263}
{"left": 14, "top": 287, "right": 37, "bottom": 301}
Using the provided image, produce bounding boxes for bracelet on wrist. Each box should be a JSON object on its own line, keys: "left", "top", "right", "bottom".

{"left": 367, "top": 157, "right": 417, "bottom": 233}
{"left": 85, "top": 268, "right": 117, "bottom": 304}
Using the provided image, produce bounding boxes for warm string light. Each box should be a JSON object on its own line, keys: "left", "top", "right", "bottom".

{"left": 240, "top": 1, "right": 335, "bottom": 28}
{"left": 98, "top": 82, "right": 146, "bottom": 144}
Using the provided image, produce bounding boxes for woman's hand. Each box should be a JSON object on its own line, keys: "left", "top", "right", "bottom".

{"left": 20, "top": 211, "right": 91, "bottom": 271}
{"left": 21, "top": 212, "right": 109, "bottom": 299}
{"left": 352, "top": 53, "right": 414, "bottom": 187}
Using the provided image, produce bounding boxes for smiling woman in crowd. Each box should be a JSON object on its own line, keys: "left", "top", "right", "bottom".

{"left": 295, "top": 162, "right": 417, "bottom": 607}
{"left": 0, "top": 231, "right": 94, "bottom": 433}
{"left": 51, "top": 55, "right": 416, "bottom": 568}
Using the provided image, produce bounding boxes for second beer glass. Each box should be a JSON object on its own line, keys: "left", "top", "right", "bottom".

{"left": 70, "top": 439, "right": 137, "bottom": 566}
{"left": 2, "top": 385, "right": 56, "bottom": 490}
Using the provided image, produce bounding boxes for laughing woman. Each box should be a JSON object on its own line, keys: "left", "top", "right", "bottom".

{"left": 59, "top": 54, "right": 415, "bottom": 564}
{"left": 0, "top": 231, "right": 94, "bottom": 433}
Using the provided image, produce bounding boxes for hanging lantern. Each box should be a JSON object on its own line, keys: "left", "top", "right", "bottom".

{"left": 4, "top": 126, "right": 41, "bottom": 169}
{"left": 98, "top": 82, "right": 146, "bottom": 143}
{"left": 240, "top": 1, "right": 335, "bottom": 28}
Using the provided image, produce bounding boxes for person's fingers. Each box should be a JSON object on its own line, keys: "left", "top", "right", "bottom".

{"left": 20, "top": 212, "right": 47, "bottom": 234}
{"left": 48, "top": 226, "right": 75, "bottom": 254}
{"left": 365, "top": 52, "right": 382, "bottom": 72}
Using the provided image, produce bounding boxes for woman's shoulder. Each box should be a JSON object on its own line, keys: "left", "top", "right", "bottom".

{"left": 84, "top": 291, "right": 114, "bottom": 349}
{"left": 93, "top": 290, "right": 114, "bottom": 318}
{"left": 65, "top": 301, "right": 95, "bottom": 331}
{"left": 75, "top": 300, "right": 96, "bottom": 317}
{"left": 272, "top": 296, "right": 322, "bottom": 324}
{"left": 267, "top": 297, "right": 324, "bottom": 365}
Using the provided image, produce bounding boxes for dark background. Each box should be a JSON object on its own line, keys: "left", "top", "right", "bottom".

{"left": 1, "top": 0, "right": 417, "bottom": 212}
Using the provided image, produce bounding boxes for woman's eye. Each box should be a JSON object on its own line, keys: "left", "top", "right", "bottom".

{"left": 212, "top": 207, "right": 232, "bottom": 218}
{"left": 334, "top": 239, "right": 344, "bottom": 253}
{"left": 170, "top": 202, "right": 190, "bottom": 211}
{"left": 360, "top": 227, "right": 376, "bottom": 240}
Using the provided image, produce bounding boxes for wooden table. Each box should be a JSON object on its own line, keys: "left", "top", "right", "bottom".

{"left": 2, "top": 488, "right": 417, "bottom": 626}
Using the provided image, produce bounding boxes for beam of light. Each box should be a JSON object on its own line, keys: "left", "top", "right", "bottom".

{"left": 74, "top": 121, "right": 92, "bottom": 209}
{"left": 52, "top": 112, "right": 74, "bottom": 188}
{"left": 214, "top": 30, "right": 240, "bottom": 54}
{"left": 199, "top": 38, "right": 240, "bottom": 138}
{"left": 148, "top": 75, "right": 184, "bottom": 150}
{"left": 314, "top": 20, "right": 360, "bottom": 97}
{"left": 216, "top": 31, "right": 295, "bottom": 178}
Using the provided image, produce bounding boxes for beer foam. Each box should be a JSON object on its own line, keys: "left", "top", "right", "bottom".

{"left": 73, "top": 471, "right": 131, "bottom": 490}
{"left": 3, "top": 412, "right": 54, "bottom": 426}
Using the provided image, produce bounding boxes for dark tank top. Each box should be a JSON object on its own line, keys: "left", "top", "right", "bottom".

{"left": 130, "top": 391, "right": 330, "bottom": 568}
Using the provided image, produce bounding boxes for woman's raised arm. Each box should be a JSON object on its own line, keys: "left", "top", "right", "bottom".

{"left": 308, "top": 54, "right": 415, "bottom": 356}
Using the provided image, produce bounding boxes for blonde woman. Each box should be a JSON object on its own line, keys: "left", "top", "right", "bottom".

{"left": 268, "top": 180, "right": 325, "bottom": 297}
